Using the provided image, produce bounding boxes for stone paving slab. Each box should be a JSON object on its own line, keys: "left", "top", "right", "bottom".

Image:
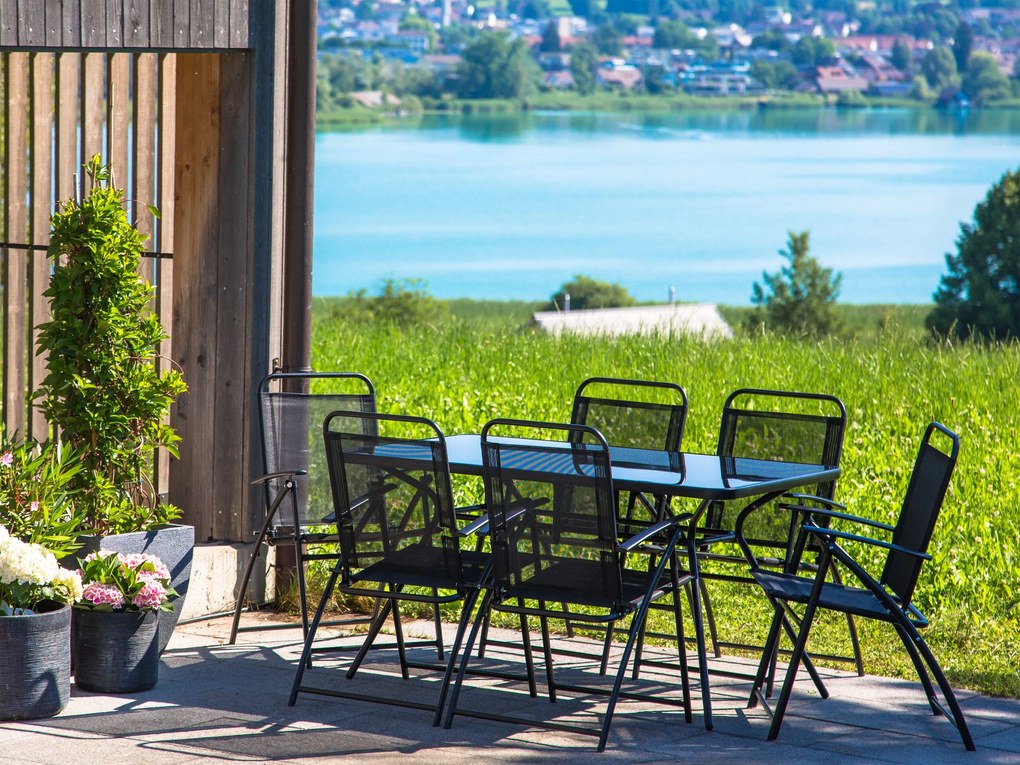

{"left": 1, "top": 613, "right": 1016, "bottom": 764}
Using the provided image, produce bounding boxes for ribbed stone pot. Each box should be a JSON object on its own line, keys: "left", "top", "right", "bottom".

{"left": 72, "top": 608, "right": 159, "bottom": 693}
{"left": 70, "top": 523, "right": 194, "bottom": 655}
{"left": 0, "top": 602, "right": 71, "bottom": 719}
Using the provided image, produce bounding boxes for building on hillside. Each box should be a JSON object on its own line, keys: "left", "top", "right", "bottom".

{"left": 531, "top": 304, "right": 733, "bottom": 339}
{"left": 597, "top": 63, "right": 643, "bottom": 89}
{"left": 815, "top": 65, "right": 868, "bottom": 94}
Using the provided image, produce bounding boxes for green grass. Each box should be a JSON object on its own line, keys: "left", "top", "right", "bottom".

{"left": 308, "top": 302, "right": 1020, "bottom": 697}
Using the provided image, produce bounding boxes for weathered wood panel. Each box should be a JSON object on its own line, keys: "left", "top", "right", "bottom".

{"left": 29, "top": 51, "right": 54, "bottom": 440}
{"left": 213, "top": 51, "right": 254, "bottom": 539}
{"left": 81, "top": 52, "right": 105, "bottom": 188}
{"left": 3, "top": 53, "right": 30, "bottom": 435}
{"left": 1, "top": 0, "right": 251, "bottom": 50}
{"left": 107, "top": 52, "right": 131, "bottom": 190}
{"left": 171, "top": 53, "right": 220, "bottom": 540}
{"left": 54, "top": 51, "right": 79, "bottom": 202}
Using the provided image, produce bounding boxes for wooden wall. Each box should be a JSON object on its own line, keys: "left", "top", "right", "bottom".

{"left": 0, "top": 0, "right": 251, "bottom": 50}
{"left": 0, "top": 0, "right": 287, "bottom": 543}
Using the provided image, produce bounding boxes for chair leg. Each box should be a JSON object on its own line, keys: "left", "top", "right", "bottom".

{"left": 229, "top": 531, "right": 272, "bottom": 644}
{"left": 538, "top": 609, "right": 557, "bottom": 703}
{"left": 748, "top": 607, "right": 785, "bottom": 709}
{"left": 699, "top": 575, "right": 722, "bottom": 658}
{"left": 442, "top": 591, "right": 493, "bottom": 729}
{"left": 766, "top": 598, "right": 820, "bottom": 741}
{"left": 289, "top": 567, "right": 341, "bottom": 705}
{"left": 519, "top": 611, "right": 538, "bottom": 697}
{"left": 432, "top": 587, "right": 484, "bottom": 727}
{"left": 432, "top": 593, "right": 446, "bottom": 662}
{"left": 828, "top": 560, "right": 865, "bottom": 676}
{"left": 347, "top": 598, "right": 395, "bottom": 679}
{"left": 391, "top": 599, "right": 410, "bottom": 680}
{"left": 294, "top": 538, "right": 311, "bottom": 642}
{"left": 891, "top": 622, "right": 941, "bottom": 714}
{"left": 599, "top": 620, "right": 615, "bottom": 675}
{"left": 671, "top": 562, "right": 693, "bottom": 724}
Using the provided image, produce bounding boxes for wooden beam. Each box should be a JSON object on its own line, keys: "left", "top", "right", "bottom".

{"left": 156, "top": 52, "right": 177, "bottom": 500}
{"left": 3, "top": 53, "right": 30, "bottom": 435}
{"left": 30, "top": 51, "right": 55, "bottom": 440}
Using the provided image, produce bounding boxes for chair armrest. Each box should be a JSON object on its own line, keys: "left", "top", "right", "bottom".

{"left": 618, "top": 516, "right": 681, "bottom": 552}
{"left": 251, "top": 469, "right": 308, "bottom": 486}
{"left": 780, "top": 493, "right": 846, "bottom": 511}
{"left": 789, "top": 505, "right": 895, "bottom": 532}
{"left": 458, "top": 498, "right": 547, "bottom": 537}
{"left": 455, "top": 504, "right": 486, "bottom": 520}
{"left": 803, "top": 524, "right": 932, "bottom": 560}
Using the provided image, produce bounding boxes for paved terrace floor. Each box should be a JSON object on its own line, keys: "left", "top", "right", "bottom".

{"left": 1, "top": 612, "right": 1018, "bottom": 764}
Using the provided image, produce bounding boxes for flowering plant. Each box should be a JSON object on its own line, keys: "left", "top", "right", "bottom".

{"left": 76, "top": 551, "right": 177, "bottom": 613}
{"left": 0, "top": 435, "right": 86, "bottom": 559}
{"left": 0, "top": 525, "right": 83, "bottom": 615}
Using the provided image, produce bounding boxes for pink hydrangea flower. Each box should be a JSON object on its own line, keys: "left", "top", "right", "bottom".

{"left": 0, "top": 452, "right": 12, "bottom": 467}
{"left": 131, "top": 580, "right": 167, "bottom": 610}
{"left": 82, "top": 582, "right": 126, "bottom": 608}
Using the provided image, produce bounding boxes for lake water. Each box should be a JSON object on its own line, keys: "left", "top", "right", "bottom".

{"left": 313, "top": 108, "right": 1020, "bottom": 305}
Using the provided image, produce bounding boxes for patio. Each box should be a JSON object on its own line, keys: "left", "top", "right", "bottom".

{"left": 1, "top": 612, "right": 1017, "bottom": 764}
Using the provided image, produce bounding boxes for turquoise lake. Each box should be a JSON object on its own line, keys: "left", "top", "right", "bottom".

{"left": 313, "top": 108, "right": 1020, "bottom": 305}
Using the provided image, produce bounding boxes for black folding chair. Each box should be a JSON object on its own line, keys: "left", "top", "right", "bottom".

{"left": 289, "top": 411, "right": 491, "bottom": 722}
{"left": 443, "top": 419, "right": 693, "bottom": 752}
{"left": 229, "top": 372, "right": 379, "bottom": 644}
{"left": 693, "top": 388, "right": 862, "bottom": 681}
{"left": 745, "top": 422, "right": 974, "bottom": 751}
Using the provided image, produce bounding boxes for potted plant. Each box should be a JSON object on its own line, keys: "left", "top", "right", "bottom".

{"left": 34, "top": 156, "right": 191, "bottom": 653}
{"left": 72, "top": 551, "right": 177, "bottom": 693}
{"left": 0, "top": 525, "right": 83, "bottom": 719}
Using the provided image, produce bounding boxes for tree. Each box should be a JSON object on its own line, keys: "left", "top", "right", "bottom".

{"left": 653, "top": 19, "right": 700, "bottom": 51}
{"left": 891, "top": 38, "right": 912, "bottom": 72}
{"left": 962, "top": 52, "right": 1011, "bottom": 105}
{"left": 540, "top": 21, "right": 561, "bottom": 53}
{"left": 751, "top": 59, "right": 799, "bottom": 90}
{"left": 748, "top": 231, "right": 842, "bottom": 337}
{"left": 920, "top": 46, "right": 958, "bottom": 93}
{"left": 751, "top": 29, "right": 791, "bottom": 53}
{"left": 927, "top": 168, "right": 1020, "bottom": 341}
{"left": 568, "top": 0, "right": 594, "bottom": 17}
{"left": 952, "top": 21, "right": 973, "bottom": 72}
{"left": 457, "top": 32, "right": 539, "bottom": 99}
{"left": 570, "top": 43, "right": 599, "bottom": 95}
{"left": 547, "top": 275, "right": 637, "bottom": 311}
{"left": 593, "top": 23, "right": 623, "bottom": 56}
{"left": 792, "top": 36, "right": 835, "bottom": 67}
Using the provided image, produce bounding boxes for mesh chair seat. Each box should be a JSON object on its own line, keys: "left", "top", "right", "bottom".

{"left": 349, "top": 547, "right": 491, "bottom": 594}
{"left": 752, "top": 571, "right": 916, "bottom": 623}
{"left": 499, "top": 559, "right": 672, "bottom": 613}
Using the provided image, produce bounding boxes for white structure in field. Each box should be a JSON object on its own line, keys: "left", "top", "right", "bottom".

{"left": 532, "top": 304, "right": 733, "bottom": 339}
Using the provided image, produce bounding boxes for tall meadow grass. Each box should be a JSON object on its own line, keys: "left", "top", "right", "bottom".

{"left": 312, "top": 314, "right": 1020, "bottom": 695}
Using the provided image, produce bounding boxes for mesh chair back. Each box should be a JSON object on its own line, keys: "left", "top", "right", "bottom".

{"left": 481, "top": 420, "right": 622, "bottom": 611}
{"left": 258, "top": 372, "right": 376, "bottom": 529}
{"left": 881, "top": 422, "right": 959, "bottom": 606}
{"left": 709, "top": 388, "right": 846, "bottom": 550}
{"left": 571, "top": 377, "right": 688, "bottom": 451}
{"left": 323, "top": 411, "right": 463, "bottom": 590}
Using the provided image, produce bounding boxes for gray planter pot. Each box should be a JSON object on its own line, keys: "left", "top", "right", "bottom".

{"left": 0, "top": 602, "right": 71, "bottom": 719}
{"left": 70, "top": 523, "right": 194, "bottom": 655}
{"left": 72, "top": 608, "right": 159, "bottom": 693}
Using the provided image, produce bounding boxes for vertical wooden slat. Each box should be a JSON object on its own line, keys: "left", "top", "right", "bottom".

{"left": 106, "top": 0, "right": 123, "bottom": 47}
{"left": 20, "top": 0, "right": 47, "bottom": 47}
{"left": 157, "top": 52, "right": 177, "bottom": 505}
{"left": 4, "top": 53, "right": 31, "bottom": 436}
{"left": 213, "top": 0, "right": 230, "bottom": 49}
{"left": 45, "top": 0, "right": 65, "bottom": 46}
{"left": 123, "top": 0, "right": 150, "bottom": 47}
{"left": 55, "top": 52, "right": 79, "bottom": 203}
{"left": 0, "top": 3, "right": 17, "bottom": 47}
{"left": 135, "top": 52, "right": 157, "bottom": 289}
{"left": 81, "top": 0, "right": 106, "bottom": 48}
{"left": 107, "top": 52, "right": 131, "bottom": 190}
{"left": 29, "top": 52, "right": 55, "bottom": 440}
{"left": 213, "top": 51, "right": 252, "bottom": 540}
{"left": 174, "top": 0, "right": 190, "bottom": 48}
{"left": 229, "top": 0, "right": 248, "bottom": 48}
{"left": 190, "top": 0, "right": 214, "bottom": 48}
{"left": 170, "top": 53, "right": 218, "bottom": 540}
{"left": 151, "top": 0, "right": 174, "bottom": 48}
{"left": 60, "top": 0, "right": 81, "bottom": 48}
{"left": 81, "top": 52, "right": 106, "bottom": 190}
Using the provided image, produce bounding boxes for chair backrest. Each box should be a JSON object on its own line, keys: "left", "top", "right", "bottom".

{"left": 323, "top": 411, "right": 463, "bottom": 588}
{"left": 481, "top": 419, "right": 623, "bottom": 611}
{"left": 709, "top": 388, "right": 847, "bottom": 548}
{"left": 880, "top": 422, "right": 959, "bottom": 607}
{"left": 570, "top": 377, "right": 688, "bottom": 451}
{"left": 258, "top": 372, "right": 376, "bottom": 528}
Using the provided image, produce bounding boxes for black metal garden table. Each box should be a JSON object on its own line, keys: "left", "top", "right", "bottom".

{"left": 346, "top": 433, "right": 840, "bottom": 730}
